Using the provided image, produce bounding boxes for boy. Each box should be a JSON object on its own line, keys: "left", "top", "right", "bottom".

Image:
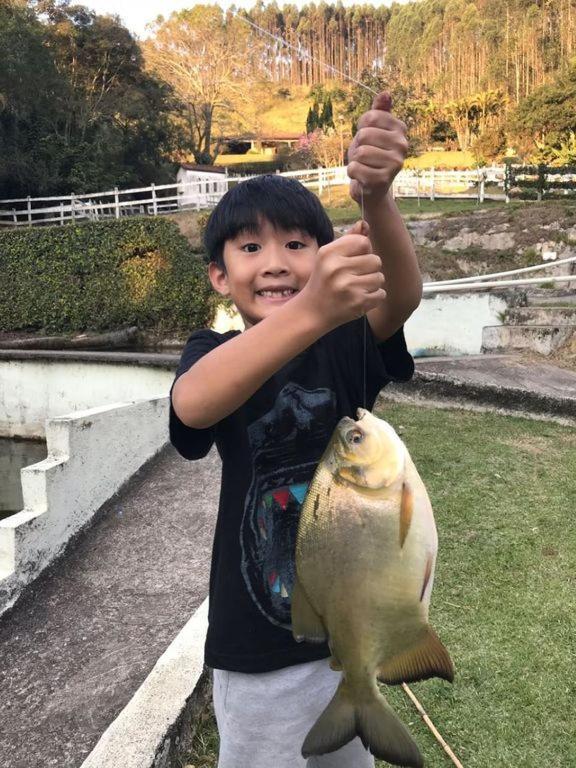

{"left": 170, "top": 93, "right": 422, "bottom": 767}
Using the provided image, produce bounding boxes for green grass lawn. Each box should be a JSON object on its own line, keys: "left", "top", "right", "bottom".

{"left": 183, "top": 402, "right": 576, "bottom": 768}
{"left": 324, "top": 195, "right": 509, "bottom": 226}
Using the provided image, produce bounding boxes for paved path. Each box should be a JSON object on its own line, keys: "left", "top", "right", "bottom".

{"left": 385, "top": 354, "right": 576, "bottom": 421}
{"left": 0, "top": 445, "right": 220, "bottom": 768}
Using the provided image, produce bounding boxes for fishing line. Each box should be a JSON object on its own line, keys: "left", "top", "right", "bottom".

{"left": 231, "top": 10, "right": 380, "bottom": 97}
{"left": 360, "top": 185, "right": 367, "bottom": 411}
{"left": 232, "top": 7, "right": 372, "bottom": 409}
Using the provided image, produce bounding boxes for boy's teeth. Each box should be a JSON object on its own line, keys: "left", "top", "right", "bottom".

{"left": 259, "top": 289, "right": 296, "bottom": 297}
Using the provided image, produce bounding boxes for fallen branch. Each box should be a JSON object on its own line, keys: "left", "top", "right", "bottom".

{"left": 0, "top": 327, "right": 140, "bottom": 350}
{"left": 402, "top": 683, "right": 464, "bottom": 768}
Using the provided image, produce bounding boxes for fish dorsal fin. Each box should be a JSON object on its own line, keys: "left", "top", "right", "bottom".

{"left": 291, "top": 574, "right": 328, "bottom": 643}
{"left": 378, "top": 626, "right": 454, "bottom": 685}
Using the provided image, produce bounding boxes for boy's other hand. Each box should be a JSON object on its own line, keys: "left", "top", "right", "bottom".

{"left": 347, "top": 92, "right": 408, "bottom": 203}
{"left": 296, "top": 219, "right": 386, "bottom": 332}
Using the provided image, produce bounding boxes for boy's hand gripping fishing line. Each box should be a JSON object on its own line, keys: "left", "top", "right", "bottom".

{"left": 356, "top": 91, "right": 393, "bottom": 410}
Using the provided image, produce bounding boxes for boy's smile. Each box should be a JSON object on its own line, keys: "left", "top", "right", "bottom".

{"left": 209, "top": 217, "right": 319, "bottom": 329}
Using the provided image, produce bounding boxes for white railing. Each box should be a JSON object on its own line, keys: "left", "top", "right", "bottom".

{"left": 0, "top": 165, "right": 506, "bottom": 229}
{"left": 424, "top": 273, "right": 575, "bottom": 293}
{"left": 431, "top": 255, "right": 576, "bottom": 286}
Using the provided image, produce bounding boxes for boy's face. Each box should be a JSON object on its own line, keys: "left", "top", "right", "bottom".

{"left": 208, "top": 217, "right": 320, "bottom": 329}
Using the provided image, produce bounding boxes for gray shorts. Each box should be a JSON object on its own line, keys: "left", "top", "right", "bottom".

{"left": 212, "top": 658, "right": 375, "bottom": 768}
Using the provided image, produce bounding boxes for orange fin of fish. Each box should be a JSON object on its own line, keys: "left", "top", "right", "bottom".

{"left": 378, "top": 626, "right": 455, "bottom": 685}
{"left": 399, "top": 481, "right": 414, "bottom": 548}
{"left": 291, "top": 574, "right": 328, "bottom": 643}
{"left": 329, "top": 655, "right": 343, "bottom": 671}
{"left": 420, "top": 553, "right": 434, "bottom": 602}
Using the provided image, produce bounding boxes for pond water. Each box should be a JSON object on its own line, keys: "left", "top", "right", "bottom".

{"left": 0, "top": 438, "right": 47, "bottom": 522}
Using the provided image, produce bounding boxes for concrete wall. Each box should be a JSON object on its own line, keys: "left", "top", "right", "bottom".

{"left": 212, "top": 292, "right": 508, "bottom": 356}
{"left": 405, "top": 292, "right": 507, "bottom": 356}
{"left": 0, "top": 357, "right": 173, "bottom": 438}
{"left": 0, "top": 396, "right": 169, "bottom": 617}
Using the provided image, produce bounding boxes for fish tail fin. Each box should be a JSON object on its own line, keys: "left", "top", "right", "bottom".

{"left": 356, "top": 693, "right": 423, "bottom": 768}
{"left": 302, "top": 681, "right": 423, "bottom": 768}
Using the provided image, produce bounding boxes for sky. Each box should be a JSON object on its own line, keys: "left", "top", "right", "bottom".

{"left": 80, "top": 0, "right": 400, "bottom": 39}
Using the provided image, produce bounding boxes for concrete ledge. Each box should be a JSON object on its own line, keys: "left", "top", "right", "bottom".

{"left": 382, "top": 366, "right": 576, "bottom": 423}
{"left": 482, "top": 324, "right": 576, "bottom": 355}
{"left": 0, "top": 397, "right": 169, "bottom": 616}
{"left": 0, "top": 356, "right": 176, "bottom": 437}
{"left": 0, "top": 349, "right": 179, "bottom": 367}
{"left": 80, "top": 600, "right": 210, "bottom": 768}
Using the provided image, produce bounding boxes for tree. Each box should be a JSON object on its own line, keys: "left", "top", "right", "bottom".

{"left": 143, "top": 5, "right": 261, "bottom": 164}
{"left": 306, "top": 105, "right": 319, "bottom": 134}
{"left": 0, "top": 0, "right": 176, "bottom": 196}
{"left": 508, "top": 61, "right": 576, "bottom": 160}
{"left": 0, "top": 0, "right": 65, "bottom": 195}
{"left": 320, "top": 96, "right": 335, "bottom": 130}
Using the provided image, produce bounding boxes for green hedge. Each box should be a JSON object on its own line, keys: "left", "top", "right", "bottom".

{"left": 0, "top": 217, "right": 216, "bottom": 333}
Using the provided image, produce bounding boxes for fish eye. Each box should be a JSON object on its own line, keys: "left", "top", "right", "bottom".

{"left": 347, "top": 429, "right": 364, "bottom": 445}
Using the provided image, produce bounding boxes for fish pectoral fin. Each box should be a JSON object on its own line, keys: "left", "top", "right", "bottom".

{"left": 291, "top": 575, "right": 328, "bottom": 643}
{"left": 378, "top": 626, "right": 455, "bottom": 685}
{"left": 329, "top": 655, "right": 342, "bottom": 671}
{"left": 399, "top": 481, "right": 414, "bottom": 548}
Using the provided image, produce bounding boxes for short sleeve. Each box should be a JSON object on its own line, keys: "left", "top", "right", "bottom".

{"left": 374, "top": 324, "right": 414, "bottom": 383}
{"left": 169, "top": 329, "right": 222, "bottom": 460}
{"left": 337, "top": 318, "right": 414, "bottom": 410}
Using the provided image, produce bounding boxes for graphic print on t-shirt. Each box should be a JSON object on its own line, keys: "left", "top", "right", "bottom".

{"left": 240, "top": 382, "right": 338, "bottom": 629}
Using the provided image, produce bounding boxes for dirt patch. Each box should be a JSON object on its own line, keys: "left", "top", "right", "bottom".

{"left": 416, "top": 243, "right": 537, "bottom": 281}
{"left": 165, "top": 210, "right": 209, "bottom": 253}
{"left": 424, "top": 201, "right": 576, "bottom": 250}
{"left": 519, "top": 338, "right": 576, "bottom": 374}
{"left": 497, "top": 435, "right": 549, "bottom": 456}
{"left": 499, "top": 429, "right": 576, "bottom": 455}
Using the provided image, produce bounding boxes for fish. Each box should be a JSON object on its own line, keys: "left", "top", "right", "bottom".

{"left": 291, "top": 408, "right": 454, "bottom": 768}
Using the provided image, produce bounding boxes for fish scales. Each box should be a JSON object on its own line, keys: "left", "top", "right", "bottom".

{"left": 292, "top": 409, "right": 454, "bottom": 768}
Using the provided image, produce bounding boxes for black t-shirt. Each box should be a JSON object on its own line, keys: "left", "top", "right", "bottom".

{"left": 169, "top": 318, "right": 414, "bottom": 673}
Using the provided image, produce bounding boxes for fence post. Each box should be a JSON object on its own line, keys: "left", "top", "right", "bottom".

{"left": 71, "top": 193, "right": 76, "bottom": 221}
{"left": 537, "top": 163, "right": 546, "bottom": 201}
{"left": 27, "top": 196, "right": 32, "bottom": 227}
{"left": 151, "top": 183, "right": 157, "bottom": 216}
{"left": 60, "top": 203, "right": 64, "bottom": 224}
{"left": 12, "top": 208, "right": 17, "bottom": 226}
{"left": 504, "top": 162, "right": 511, "bottom": 204}
{"left": 430, "top": 166, "right": 435, "bottom": 201}
{"left": 480, "top": 172, "right": 485, "bottom": 204}
{"left": 114, "top": 187, "right": 120, "bottom": 218}
{"left": 318, "top": 168, "right": 323, "bottom": 196}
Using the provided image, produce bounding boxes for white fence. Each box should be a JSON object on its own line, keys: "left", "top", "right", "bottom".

{"left": 0, "top": 165, "right": 506, "bottom": 229}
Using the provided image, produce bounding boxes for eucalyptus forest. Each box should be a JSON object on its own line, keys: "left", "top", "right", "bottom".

{"left": 2, "top": 0, "right": 576, "bottom": 197}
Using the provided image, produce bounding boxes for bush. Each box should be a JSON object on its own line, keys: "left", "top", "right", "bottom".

{"left": 224, "top": 160, "right": 286, "bottom": 175}
{"left": 0, "top": 217, "right": 216, "bottom": 334}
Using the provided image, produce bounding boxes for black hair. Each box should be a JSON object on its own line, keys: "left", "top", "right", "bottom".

{"left": 203, "top": 174, "right": 334, "bottom": 269}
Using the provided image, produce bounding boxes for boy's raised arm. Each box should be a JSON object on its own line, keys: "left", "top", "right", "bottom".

{"left": 172, "top": 222, "right": 386, "bottom": 429}
{"left": 347, "top": 93, "right": 422, "bottom": 343}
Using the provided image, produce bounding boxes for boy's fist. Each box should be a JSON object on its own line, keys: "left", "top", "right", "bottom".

{"left": 347, "top": 92, "right": 408, "bottom": 203}
{"left": 297, "top": 219, "right": 386, "bottom": 332}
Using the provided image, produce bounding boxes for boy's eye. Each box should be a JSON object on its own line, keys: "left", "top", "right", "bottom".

{"left": 240, "top": 243, "right": 260, "bottom": 253}
{"left": 287, "top": 241, "right": 306, "bottom": 249}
